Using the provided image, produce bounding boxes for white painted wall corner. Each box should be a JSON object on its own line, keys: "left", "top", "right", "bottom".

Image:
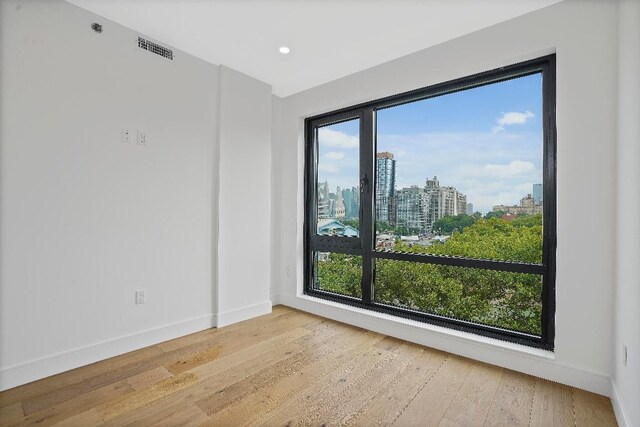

{"left": 215, "top": 300, "right": 273, "bottom": 328}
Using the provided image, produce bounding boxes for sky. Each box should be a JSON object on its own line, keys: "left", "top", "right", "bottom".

{"left": 317, "top": 73, "right": 544, "bottom": 214}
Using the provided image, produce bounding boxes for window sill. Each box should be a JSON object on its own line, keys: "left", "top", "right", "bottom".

{"left": 293, "top": 292, "right": 555, "bottom": 361}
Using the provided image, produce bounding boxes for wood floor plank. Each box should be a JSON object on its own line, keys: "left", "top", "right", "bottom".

{"left": 572, "top": 388, "right": 618, "bottom": 427}
{"left": 392, "top": 355, "right": 473, "bottom": 427}
{"left": 98, "top": 372, "right": 198, "bottom": 422}
{"left": 125, "top": 366, "right": 173, "bottom": 391}
{"left": 0, "top": 402, "right": 24, "bottom": 425}
{"left": 166, "top": 346, "right": 223, "bottom": 375}
{"left": 345, "top": 347, "right": 448, "bottom": 426}
{"left": 95, "top": 326, "right": 313, "bottom": 426}
{"left": 118, "top": 322, "right": 359, "bottom": 426}
{"left": 198, "top": 328, "right": 385, "bottom": 425}
{"left": 529, "top": 379, "right": 575, "bottom": 427}
{"left": 0, "top": 307, "right": 618, "bottom": 427}
{"left": 8, "top": 380, "right": 132, "bottom": 426}
{"left": 51, "top": 408, "right": 104, "bottom": 427}
{"left": 157, "top": 307, "right": 315, "bottom": 353}
{"left": 0, "top": 345, "right": 163, "bottom": 411}
{"left": 18, "top": 309, "right": 314, "bottom": 416}
{"left": 195, "top": 324, "right": 363, "bottom": 416}
{"left": 482, "top": 369, "right": 536, "bottom": 427}
{"left": 439, "top": 362, "right": 504, "bottom": 426}
{"left": 150, "top": 405, "right": 209, "bottom": 427}
{"left": 251, "top": 335, "right": 397, "bottom": 426}
{"left": 309, "top": 343, "right": 431, "bottom": 426}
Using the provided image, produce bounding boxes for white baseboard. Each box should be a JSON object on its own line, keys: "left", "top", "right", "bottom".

{"left": 276, "top": 294, "right": 611, "bottom": 397}
{"left": 0, "top": 300, "right": 274, "bottom": 391}
{"left": 611, "top": 380, "right": 630, "bottom": 427}
{"left": 0, "top": 314, "right": 215, "bottom": 391}
{"left": 215, "top": 300, "right": 272, "bottom": 328}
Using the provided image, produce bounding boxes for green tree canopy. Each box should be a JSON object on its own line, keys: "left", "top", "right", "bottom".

{"left": 432, "top": 214, "right": 477, "bottom": 235}
{"left": 315, "top": 214, "right": 544, "bottom": 336}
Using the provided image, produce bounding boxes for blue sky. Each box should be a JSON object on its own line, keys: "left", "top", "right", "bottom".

{"left": 318, "top": 73, "right": 543, "bottom": 213}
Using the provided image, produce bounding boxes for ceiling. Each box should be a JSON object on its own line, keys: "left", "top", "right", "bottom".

{"left": 66, "top": 0, "right": 562, "bottom": 97}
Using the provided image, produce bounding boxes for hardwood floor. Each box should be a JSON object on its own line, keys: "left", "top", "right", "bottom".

{"left": 0, "top": 306, "right": 617, "bottom": 426}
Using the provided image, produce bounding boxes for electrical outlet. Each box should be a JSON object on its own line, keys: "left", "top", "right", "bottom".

{"left": 623, "top": 344, "right": 628, "bottom": 367}
{"left": 135, "top": 290, "right": 145, "bottom": 304}
{"left": 122, "top": 129, "right": 131, "bottom": 144}
{"left": 137, "top": 131, "right": 147, "bottom": 146}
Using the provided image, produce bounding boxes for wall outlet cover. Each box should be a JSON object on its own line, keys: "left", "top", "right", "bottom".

{"left": 135, "top": 290, "right": 145, "bottom": 304}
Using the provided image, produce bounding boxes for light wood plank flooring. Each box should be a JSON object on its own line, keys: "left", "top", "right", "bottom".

{"left": 0, "top": 306, "right": 617, "bottom": 426}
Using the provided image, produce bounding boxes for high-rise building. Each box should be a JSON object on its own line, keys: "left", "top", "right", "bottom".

{"left": 395, "top": 186, "right": 429, "bottom": 231}
{"left": 350, "top": 186, "right": 359, "bottom": 219}
{"left": 342, "top": 188, "right": 353, "bottom": 218}
{"left": 456, "top": 192, "right": 468, "bottom": 216}
{"left": 467, "top": 203, "right": 474, "bottom": 215}
{"left": 533, "top": 183, "right": 543, "bottom": 204}
{"left": 424, "top": 176, "right": 468, "bottom": 231}
{"left": 493, "top": 193, "right": 542, "bottom": 215}
{"left": 318, "top": 181, "right": 330, "bottom": 218}
{"left": 376, "top": 152, "right": 396, "bottom": 224}
{"left": 334, "top": 186, "right": 345, "bottom": 218}
{"left": 342, "top": 186, "right": 360, "bottom": 219}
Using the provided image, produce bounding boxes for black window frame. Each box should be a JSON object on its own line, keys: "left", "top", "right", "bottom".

{"left": 303, "top": 55, "right": 557, "bottom": 350}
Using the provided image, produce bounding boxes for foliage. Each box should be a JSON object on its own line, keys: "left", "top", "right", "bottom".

{"left": 315, "top": 214, "right": 544, "bottom": 335}
{"left": 341, "top": 219, "right": 360, "bottom": 229}
{"left": 376, "top": 221, "right": 395, "bottom": 233}
{"left": 395, "top": 226, "right": 421, "bottom": 236}
{"left": 316, "top": 253, "right": 362, "bottom": 298}
{"left": 432, "top": 214, "right": 477, "bottom": 235}
{"left": 484, "top": 210, "right": 506, "bottom": 220}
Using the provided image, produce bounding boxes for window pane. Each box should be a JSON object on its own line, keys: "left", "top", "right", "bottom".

{"left": 316, "top": 119, "right": 360, "bottom": 236}
{"left": 374, "top": 259, "right": 542, "bottom": 336}
{"left": 313, "top": 252, "right": 362, "bottom": 298}
{"left": 375, "top": 74, "right": 543, "bottom": 264}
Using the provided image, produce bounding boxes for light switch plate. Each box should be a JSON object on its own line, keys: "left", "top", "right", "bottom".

{"left": 137, "top": 131, "right": 147, "bottom": 146}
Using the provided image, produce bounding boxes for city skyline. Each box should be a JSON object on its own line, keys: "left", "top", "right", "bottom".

{"left": 317, "top": 73, "right": 543, "bottom": 213}
{"left": 318, "top": 177, "right": 541, "bottom": 221}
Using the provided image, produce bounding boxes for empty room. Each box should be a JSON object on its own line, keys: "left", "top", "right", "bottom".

{"left": 0, "top": 0, "right": 638, "bottom": 425}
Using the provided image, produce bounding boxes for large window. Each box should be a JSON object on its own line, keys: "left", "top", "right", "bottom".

{"left": 304, "top": 56, "right": 556, "bottom": 349}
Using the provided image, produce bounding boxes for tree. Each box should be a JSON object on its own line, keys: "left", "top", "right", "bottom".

{"left": 376, "top": 221, "right": 394, "bottom": 233}
{"left": 432, "top": 214, "right": 476, "bottom": 235}
{"left": 316, "top": 253, "right": 362, "bottom": 298}
{"left": 315, "top": 215, "right": 544, "bottom": 335}
{"left": 484, "top": 210, "right": 506, "bottom": 220}
{"left": 341, "top": 219, "right": 359, "bottom": 229}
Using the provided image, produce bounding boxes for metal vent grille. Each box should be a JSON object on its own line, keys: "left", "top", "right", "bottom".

{"left": 137, "top": 37, "right": 173, "bottom": 60}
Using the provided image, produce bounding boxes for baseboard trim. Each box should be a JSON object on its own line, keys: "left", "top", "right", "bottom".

{"left": 276, "top": 294, "right": 611, "bottom": 396}
{"left": 0, "top": 313, "right": 215, "bottom": 391}
{"left": 215, "top": 300, "right": 272, "bottom": 328}
{"left": 611, "top": 380, "right": 630, "bottom": 427}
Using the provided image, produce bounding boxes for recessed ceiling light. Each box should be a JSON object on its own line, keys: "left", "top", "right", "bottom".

{"left": 279, "top": 46, "right": 291, "bottom": 55}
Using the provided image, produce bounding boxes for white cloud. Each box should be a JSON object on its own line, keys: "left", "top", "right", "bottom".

{"left": 492, "top": 111, "right": 535, "bottom": 133}
{"left": 318, "top": 128, "right": 358, "bottom": 148}
{"left": 324, "top": 151, "right": 345, "bottom": 160}
{"left": 498, "top": 111, "right": 535, "bottom": 126}
{"left": 318, "top": 163, "right": 339, "bottom": 173}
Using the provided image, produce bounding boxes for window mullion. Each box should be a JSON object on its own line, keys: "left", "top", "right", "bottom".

{"left": 360, "top": 108, "right": 375, "bottom": 304}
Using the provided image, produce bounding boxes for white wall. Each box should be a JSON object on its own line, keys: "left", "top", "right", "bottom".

{"left": 216, "top": 66, "right": 272, "bottom": 326}
{"left": 613, "top": 1, "right": 640, "bottom": 426}
{"left": 272, "top": 0, "right": 619, "bottom": 397}
{"left": 0, "top": 0, "right": 272, "bottom": 390}
{"left": 271, "top": 95, "right": 285, "bottom": 301}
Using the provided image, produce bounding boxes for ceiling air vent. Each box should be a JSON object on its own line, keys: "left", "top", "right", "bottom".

{"left": 137, "top": 37, "right": 173, "bottom": 60}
